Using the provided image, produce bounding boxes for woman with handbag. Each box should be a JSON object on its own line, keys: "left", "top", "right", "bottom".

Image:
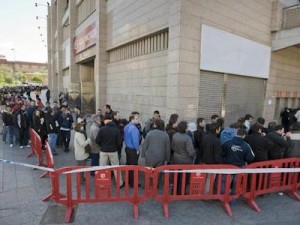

{"left": 74, "top": 122, "right": 91, "bottom": 184}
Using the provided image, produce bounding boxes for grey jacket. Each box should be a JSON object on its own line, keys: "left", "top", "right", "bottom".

{"left": 141, "top": 129, "right": 170, "bottom": 166}
{"left": 89, "top": 122, "right": 101, "bottom": 154}
{"left": 172, "top": 133, "right": 195, "bottom": 164}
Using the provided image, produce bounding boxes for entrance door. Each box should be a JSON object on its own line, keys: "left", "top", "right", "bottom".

{"left": 80, "top": 60, "right": 95, "bottom": 114}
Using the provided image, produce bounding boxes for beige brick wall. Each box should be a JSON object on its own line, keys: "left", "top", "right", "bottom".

{"left": 106, "top": 0, "right": 170, "bottom": 122}
{"left": 106, "top": 51, "right": 168, "bottom": 123}
{"left": 106, "top": 0, "right": 169, "bottom": 48}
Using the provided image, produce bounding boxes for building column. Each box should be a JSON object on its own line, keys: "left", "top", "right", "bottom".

{"left": 94, "top": 0, "right": 108, "bottom": 111}
{"left": 166, "top": 0, "right": 200, "bottom": 121}
{"left": 68, "top": 1, "right": 81, "bottom": 110}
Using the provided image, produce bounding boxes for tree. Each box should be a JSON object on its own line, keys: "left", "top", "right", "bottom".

{"left": 4, "top": 76, "right": 13, "bottom": 84}
{"left": 31, "top": 75, "right": 44, "bottom": 84}
{"left": 0, "top": 66, "right": 14, "bottom": 84}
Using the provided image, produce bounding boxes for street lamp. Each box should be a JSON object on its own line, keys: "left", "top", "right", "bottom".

{"left": 35, "top": 2, "right": 49, "bottom": 7}
{"left": 36, "top": 16, "right": 48, "bottom": 20}
{"left": 11, "top": 48, "right": 17, "bottom": 83}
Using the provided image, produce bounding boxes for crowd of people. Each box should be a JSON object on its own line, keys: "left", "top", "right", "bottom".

{"left": 1, "top": 85, "right": 300, "bottom": 190}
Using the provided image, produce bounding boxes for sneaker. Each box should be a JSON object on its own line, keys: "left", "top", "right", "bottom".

{"left": 10, "top": 144, "right": 13, "bottom": 148}
{"left": 20, "top": 146, "right": 23, "bottom": 149}
{"left": 25, "top": 145, "right": 30, "bottom": 148}
{"left": 52, "top": 151, "right": 58, "bottom": 156}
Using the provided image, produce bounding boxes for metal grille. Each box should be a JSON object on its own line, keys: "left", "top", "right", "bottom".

{"left": 283, "top": 4, "right": 300, "bottom": 30}
{"left": 198, "top": 71, "right": 223, "bottom": 122}
{"left": 224, "top": 75, "right": 265, "bottom": 126}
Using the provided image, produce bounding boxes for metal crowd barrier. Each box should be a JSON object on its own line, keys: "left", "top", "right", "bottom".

{"left": 27, "top": 128, "right": 44, "bottom": 167}
{"left": 152, "top": 164, "right": 243, "bottom": 218}
{"left": 40, "top": 141, "right": 54, "bottom": 178}
{"left": 44, "top": 165, "right": 152, "bottom": 222}
{"left": 242, "top": 157, "right": 300, "bottom": 212}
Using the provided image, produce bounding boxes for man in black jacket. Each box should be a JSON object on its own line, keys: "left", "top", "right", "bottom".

{"left": 2, "top": 105, "right": 14, "bottom": 147}
{"left": 16, "top": 104, "right": 29, "bottom": 148}
{"left": 194, "top": 117, "right": 206, "bottom": 164}
{"left": 202, "top": 123, "right": 222, "bottom": 164}
{"left": 266, "top": 125, "right": 291, "bottom": 160}
{"left": 96, "top": 115, "right": 124, "bottom": 188}
{"left": 45, "top": 109, "right": 59, "bottom": 155}
{"left": 245, "top": 123, "right": 273, "bottom": 162}
{"left": 222, "top": 128, "right": 254, "bottom": 167}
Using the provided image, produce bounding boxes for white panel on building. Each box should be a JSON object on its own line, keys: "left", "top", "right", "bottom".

{"left": 200, "top": 25, "right": 271, "bottom": 79}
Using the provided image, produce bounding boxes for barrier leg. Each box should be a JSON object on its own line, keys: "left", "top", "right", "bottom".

{"left": 65, "top": 207, "right": 74, "bottom": 223}
{"left": 245, "top": 198, "right": 261, "bottom": 212}
{"left": 163, "top": 203, "right": 169, "bottom": 219}
{"left": 40, "top": 171, "right": 49, "bottom": 178}
{"left": 287, "top": 191, "right": 300, "bottom": 201}
{"left": 27, "top": 152, "right": 35, "bottom": 158}
{"left": 42, "top": 193, "right": 53, "bottom": 202}
{"left": 222, "top": 202, "right": 233, "bottom": 216}
{"left": 42, "top": 193, "right": 65, "bottom": 202}
{"left": 133, "top": 204, "right": 139, "bottom": 219}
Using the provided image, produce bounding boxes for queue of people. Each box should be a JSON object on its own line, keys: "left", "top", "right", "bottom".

{"left": 2, "top": 86, "right": 300, "bottom": 191}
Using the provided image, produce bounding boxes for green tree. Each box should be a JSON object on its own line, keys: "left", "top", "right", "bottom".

{"left": 31, "top": 75, "right": 44, "bottom": 84}
{"left": 4, "top": 76, "right": 13, "bottom": 84}
{"left": 16, "top": 72, "right": 26, "bottom": 83}
{"left": 0, "top": 66, "right": 14, "bottom": 85}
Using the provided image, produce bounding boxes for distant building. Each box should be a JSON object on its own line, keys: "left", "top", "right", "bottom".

{"left": 48, "top": 0, "right": 300, "bottom": 124}
{"left": 0, "top": 55, "right": 48, "bottom": 84}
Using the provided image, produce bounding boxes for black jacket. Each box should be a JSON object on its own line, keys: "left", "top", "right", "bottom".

{"left": 95, "top": 121, "right": 121, "bottom": 152}
{"left": 201, "top": 133, "right": 222, "bottom": 164}
{"left": 194, "top": 127, "right": 205, "bottom": 150}
{"left": 2, "top": 111, "right": 14, "bottom": 126}
{"left": 222, "top": 136, "right": 254, "bottom": 167}
{"left": 266, "top": 131, "right": 291, "bottom": 159}
{"left": 245, "top": 132, "right": 273, "bottom": 162}
{"left": 45, "top": 113, "right": 59, "bottom": 134}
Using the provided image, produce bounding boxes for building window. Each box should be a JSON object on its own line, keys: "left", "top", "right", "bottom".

{"left": 108, "top": 29, "right": 169, "bottom": 63}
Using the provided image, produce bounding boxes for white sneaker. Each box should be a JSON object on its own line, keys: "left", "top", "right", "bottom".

{"left": 20, "top": 146, "right": 23, "bottom": 149}
{"left": 25, "top": 145, "right": 30, "bottom": 148}
{"left": 10, "top": 144, "right": 13, "bottom": 147}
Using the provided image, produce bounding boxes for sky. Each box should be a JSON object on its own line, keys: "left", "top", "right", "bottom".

{"left": 0, "top": 0, "right": 48, "bottom": 63}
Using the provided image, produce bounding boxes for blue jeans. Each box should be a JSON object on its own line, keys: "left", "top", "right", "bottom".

{"left": 221, "top": 174, "right": 237, "bottom": 195}
{"left": 48, "top": 133, "right": 58, "bottom": 153}
{"left": 13, "top": 126, "right": 19, "bottom": 145}
{"left": 3, "top": 126, "right": 14, "bottom": 144}
{"left": 2, "top": 126, "right": 7, "bottom": 142}
{"left": 90, "top": 153, "right": 99, "bottom": 176}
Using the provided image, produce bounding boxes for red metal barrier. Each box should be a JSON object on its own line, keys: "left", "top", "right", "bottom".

{"left": 243, "top": 157, "right": 300, "bottom": 212}
{"left": 45, "top": 165, "right": 152, "bottom": 223}
{"left": 40, "top": 141, "right": 54, "bottom": 178}
{"left": 152, "top": 164, "right": 243, "bottom": 218}
{"left": 27, "top": 128, "right": 44, "bottom": 166}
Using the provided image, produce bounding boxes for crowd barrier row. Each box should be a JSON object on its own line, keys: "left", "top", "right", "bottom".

{"left": 41, "top": 159, "right": 300, "bottom": 223}
{"left": 26, "top": 129, "right": 300, "bottom": 223}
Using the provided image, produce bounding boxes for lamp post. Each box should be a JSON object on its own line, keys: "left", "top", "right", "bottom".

{"left": 11, "top": 48, "right": 17, "bottom": 84}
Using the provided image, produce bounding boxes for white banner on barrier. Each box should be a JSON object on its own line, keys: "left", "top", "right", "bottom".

{"left": 1, "top": 158, "right": 300, "bottom": 175}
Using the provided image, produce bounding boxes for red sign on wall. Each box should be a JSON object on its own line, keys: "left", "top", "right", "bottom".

{"left": 73, "top": 22, "right": 97, "bottom": 54}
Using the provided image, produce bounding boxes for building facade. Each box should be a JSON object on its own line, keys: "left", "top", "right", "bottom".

{"left": 48, "top": 0, "right": 300, "bottom": 124}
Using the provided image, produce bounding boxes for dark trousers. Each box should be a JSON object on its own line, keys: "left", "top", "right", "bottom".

{"left": 90, "top": 153, "right": 100, "bottom": 176}
{"left": 19, "top": 127, "right": 29, "bottom": 146}
{"left": 125, "top": 147, "right": 139, "bottom": 187}
{"left": 60, "top": 130, "right": 71, "bottom": 151}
